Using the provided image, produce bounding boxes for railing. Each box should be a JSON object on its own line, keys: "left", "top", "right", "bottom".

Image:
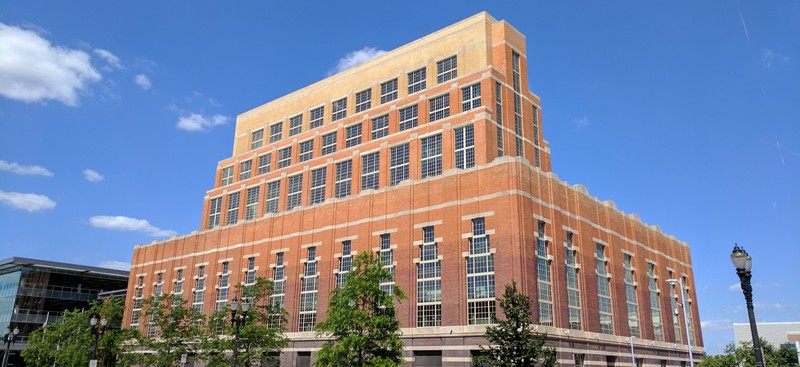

{"left": 17, "top": 283, "right": 101, "bottom": 301}
{"left": 11, "top": 309, "right": 63, "bottom": 324}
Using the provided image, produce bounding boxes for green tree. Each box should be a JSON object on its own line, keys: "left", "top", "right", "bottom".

{"left": 203, "top": 277, "right": 288, "bottom": 367}
{"left": 22, "top": 297, "right": 132, "bottom": 367}
{"left": 473, "top": 281, "right": 557, "bottom": 367}
{"left": 130, "top": 294, "right": 207, "bottom": 367}
{"left": 315, "top": 251, "right": 406, "bottom": 367}
{"left": 697, "top": 338, "right": 799, "bottom": 367}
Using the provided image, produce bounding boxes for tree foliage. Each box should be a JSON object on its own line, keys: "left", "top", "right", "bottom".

{"left": 698, "top": 338, "right": 799, "bottom": 367}
{"left": 473, "top": 281, "right": 557, "bottom": 367}
{"left": 315, "top": 251, "right": 406, "bottom": 367}
{"left": 127, "top": 294, "right": 207, "bottom": 367}
{"left": 21, "top": 297, "right": 132, "bottom": 367}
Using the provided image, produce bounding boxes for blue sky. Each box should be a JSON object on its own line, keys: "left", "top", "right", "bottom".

{"left": 1, "top": 1, "right": 797, "bottom": 354}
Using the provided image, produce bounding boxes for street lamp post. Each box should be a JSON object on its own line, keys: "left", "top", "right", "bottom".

{"left": 230, "top": 297, "right": 250, "bottom": 367}
{"left": 89, "top": 314, "right": 108, "bottom": 366}
{"left": 2, "top": 326, "right": 20, "bottom": 367}
{"left": 666, "top": 277, "right": 694, "bottom": 367}
{"left": 730, "top": 244, "right": 765, "bottom": 367}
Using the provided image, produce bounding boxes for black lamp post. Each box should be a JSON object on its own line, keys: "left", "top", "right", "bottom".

{"left": 730, "top": 244, "right": 765, "bottom": 367}
{"left": 230, "top": 297, "right": 250, "bottom": 367}
{"left": 89, "top": 314, "right": 108, "bottom": 365}
{"left": 2, "top": 326, "right": 20, "bottom": 367}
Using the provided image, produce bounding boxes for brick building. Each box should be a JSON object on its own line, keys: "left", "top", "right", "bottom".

{"left": 125, "top": 12, "right": 703, "bottom": 366}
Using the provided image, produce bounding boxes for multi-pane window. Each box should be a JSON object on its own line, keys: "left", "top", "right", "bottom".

{"left": 309, "top": 167, "right": 327, "bottom": 205}
{"left": 536, "top": 221, "right": 553, "bottom": 326}
{"left": 299, "top": 140, "right": 314, "bottom": 162}
{"left": 336, "top": 241, "right": 354, "bottom": 287}
{"left": 299, "top": 247, "right": 319, "bottom": 332}
{"left": 361, "top": 152, "right": 380, "bottom": 190}
{"left": 461, "top": 83, "right": 481, "bottom": 111}
{"left": 132, "top": 275, "right": 144, "bottom": 324}
{"left": 208, "top": 197, "right": 222, "bottom": 229}
{"left": 278, "top": 146, "right": 292, "bottom": 168}
{"left": 287, "top": 174, "right": 303, "bottom": 210}
{"left": 467, "top": 218, "right": 496, "bottom": 325}
{"left": 245, "top": 257, "right": 256, "bottom": 285}
{"left": 668, "top": 270, "right": 682, "bottom": 344}
{"left": 331, "top": 97, "right": 347, "bottom": 121}
{"left": 596, "top": 243, "right": 614, "bottom": 334}
{"left": 436, "top": 55, "right": 457, "bottom": 83}
{"left": 390, "top": 143, "right": 410, "bottom": 186}
{"left": 258, "top": 154, "right": 271, "bottom": 175}
{"left": 495, "top": 82, "right": 504, "bottom": 157}
{"left": 265, "top": 181, "right": 280, "bottom": 214}
{"left": 216, "top": 261, "right": 230, "bottom": 311}
{"left": 239, "top": 160, "right": 252, "bottom": 180}
{"left": 683, "top": 277, "right": 696, "bottom": 346}
{"left": 380, "top": 78, "right": 398, "bottom": 103}
{"left": 399, "top": 105, "right": 418, "bottom": 131}
{"left": 624, "top": 254, "right": 641, "bottom": 337}
{"left": 648, "top": 263, "right": 664, "bottom": 341}
{"left": 289, "top": 114, "right": 303, "bottom": 136}
{"left": 512, "top": 52, "right": 524, "bottom": 157}
{"left": 420, "top": 134, "right": 442, "bottom": 178}
{"left": 355, "top": 89, "right": 371, "bottom": 113}
{"left": 565, "top": 231, "right": 582, "bottom": 330}
{"left": 220, "top": 166, "right": 234, "bottom": 186}
{"left": 428, "top": 94, "right": 450, "bottom": 122}
{"left": 574, "top": 354, "right": 586, "bottom": 367}
{"left": 174, "top": 269, "right": 184, "bottom": 294}
{"left": 154, "top": 272, "right": 164, "bottom": 296}
{"left": 310, "top": 106, "right": 324, "bottom": 129}
{"left": 251, "top": 129, "right": 264, "bottom": 149}
{"left": 193, "top": 266, "right": 206, "bottom": 311}
{"left": 417, "top": 226, "right": 442, "bottom": 327}
{"left": 226, "top": 192, "right": 240, "bottom": 225}
{"left": 335, "top": 160, "right": 352, "bottom": 198}
{"left": 345, "top": 124, "right": 362, "bottom": 148}
{"left": 454, "top": 124, "right": 475, "bottom": 169}
{"left": 407, "top": 67, "right": 426, "bottom": 94}
{"left": 245, "top": 186, "right": 260, "bottom": 220}
{"left": 378, "top": 234, "right": 396, "bottom": 294}
{"left": 269, "top": 122, "right": 283, "bottom": 143}
{"left": 321, "top": 132, "right": 337, "bottom": 155}
{"left": 270, "top": 252, "right": 286, "bottom": 327}
{"left": 371, "top": 114, "right": 389, "bottom": 139}
{"left": 533, "top": 105, "right": 541, "bottom": 167}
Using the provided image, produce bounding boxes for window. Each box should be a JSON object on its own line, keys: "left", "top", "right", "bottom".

{"left": 331, "top": 97, "right": 347, "bottom": 121}
{"left": 597, "top": 243, "right": 614, "bottom": 334}
{"left": 245, "top": 186, "right": 260, "bottom": 220}
{"left": 257, "top": 154, "right": 271, "bottom": 175}
{"left": 648, "top": 263, "right": 664, "bottom": 341}
{"left": 336, "top": 241, "right": 354, "bottom": 287}
{"left": 226, "top": 191, "right": 240, "bottom": 225}
{"left": 251, "top": 129, "right": 263, "bottom": 149}
{"left": 193, "top": 265, "right": 206, "bottom": 311}
{"left": 345, "top": 124, "right": 362, "bottom": 148}
{"left": 668, "top": 270, "right": 682, "bottom": 343}
{"left": 436, "top": 55, "right": 457, "bottom": 83}
{"left": 417, "top": 226, "right": 441, "bottom": 327}
{"left": 265, "top": 180, "right": 280, "bottom": 214}
{"left": 309, "top": 167, "right": 327, "bottom": 204}
{"left": 299, "top": 246, "right": 319, "bottom": 332}
{"left": 467, "top": 217, "right": 496, "bottom": 325}
{"left": 389, "top": 143, "right": 409, "bottom": 186}
{"left": 420, "top": 134, "right": 442, "bottom": 178}
{"left": 154, "top": 273, "right": 164, "bottom": 296}
{"left": 574, "top": 354, "right": 586, "bottom": 367}
{"left": 532, "top": 105, "right": 540, "bottom": 146}
{"left": 245, "top": 257, "right": 256, "bottom": 284}
{"left": 399, "top": 105, "right": 418, "bottom": 131}
{"left": 208, "top": 197, "right": 222, "bottom": 229}
{"left": 216, "top": 261, "right": 230, "bottom": 310}
{"left": 454, "top": 124, "right": 475, "bottom": 169}
{"left": 310, "top": 106, "right": 324, "bottom": 129}
{"left": 361, "top": 152, "right": 380, "bottom": 190}
{"left": 536, "top": 221, "right": 553, "bottom": 326}
{"left": 380, "top": 78, "right": 398, "bottom": 103}
{"left": 289, "top": 114, "right": 303, "bottom": 136}
{"left": 321, "top": 132, "right": 337, "bottom": 155}
{"left": 428, "top": 93, "right": 450, "bottom": 122}
{"left": 287, "top": 174, "right": 303, "bottom": 210}
{"left": 269, "top": 122, "right": 283, "bottom": 143}
{"left": 335, "top": 160, "right": 352, "bottom": 198}
{"left": 371, "top": 114, "right": 389, "bottom": 139}
{"left": 512, "top": 52, "right": 524, "bottom": 157}
{"left": 462, "top": 83, "right": 481, "bottom": 111}
{"left": 565, "top": 231, "right": 582, "bottom": 330}
{"left": 355, "top": 89, "right": 371, "bottom": 112}
{"left": 239, "top": 160, "right": 252, "bottom": 180}
{"left": 174, "top": 269, "right": 184, "bottom": 294}
{"left": 407, "top": 67, "right": 426, "bottom": 94}
{"left": 278, "top": 146, "right": 292, "bottom": 168}
{"left": 270, "top": 252, "right": 286, "bottom": 327}
{"left": 495, "top": 82, "right": 504, "bottom": 157}
{"left": 624, "top": 254, "right": 641, "bottom": 337}
{"left": 378, "top": 234, "right": 396, "bottom": 294}
{"left": 220, "top": 166, "right": 234, "bottom": 186}
{"left": 299, "top": 140, "right": 314, "bottom": 162}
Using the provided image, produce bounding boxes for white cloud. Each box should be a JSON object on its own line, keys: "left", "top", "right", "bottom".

{"left": 0, "top": 190, "right": 56, "bottom": 212}
{"left": 97, "top": 260, "right": 131, "bottom": 271}
{"left": 572, "top": 117, "right": 591, "bottom": 128}
{"left": 0, "top": 160, "right": 53, "bottom": 176}
{"left": 89, "top": 215, "right": 176, "bottom": 237}
{"left": 94, "top": 48, "right": 123, "bottom": 70}
{"left": 700, "top": 319, "right": 732, "bottom": 331}
{"left": 83, "top": 168, "right": 104, "bottom": 182}
{"left": 0, "top": 23, "right": 101, "bottom": 105}
{"left": 330, "top": 47, "right": 387, "bottom": 75}
{"left": 176, "top": 113, "right": 228, "bottom": 132}
{"left": 762, "top": 49, "right": 789, "bottom": 69}
{"left": 134, "top": 74, "right": 151, "bottom": 90}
